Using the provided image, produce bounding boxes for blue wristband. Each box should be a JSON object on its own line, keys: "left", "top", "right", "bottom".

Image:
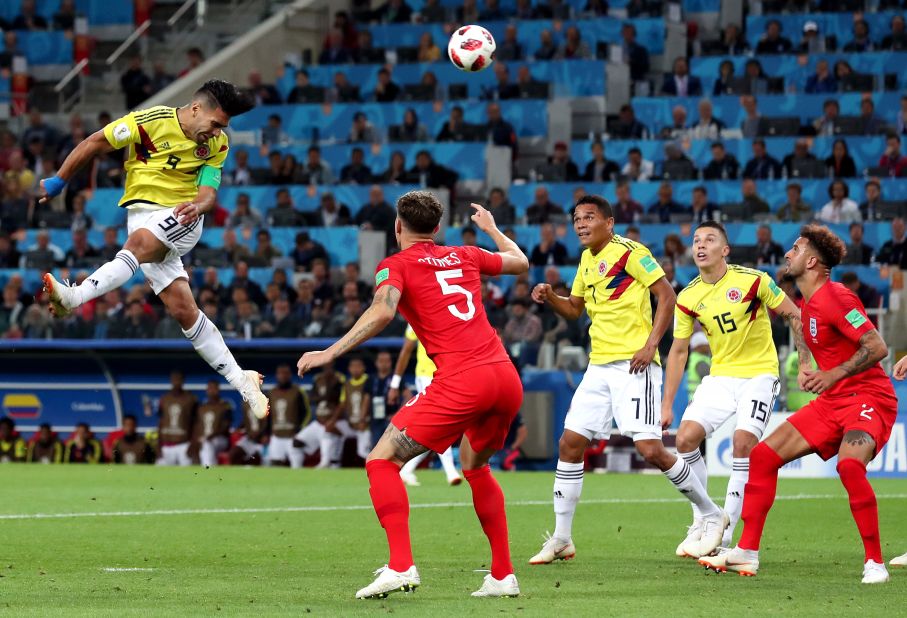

{"left": 43, "top": 175, "right": 66, "bottom": 197}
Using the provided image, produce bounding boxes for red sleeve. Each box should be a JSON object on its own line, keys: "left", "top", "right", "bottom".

{"left": 826, "top": 287, "right": 875, "bottom": 345}
{"left": 461, "top": 245, "right": 503, "bottom": 276}
{"left": 374, "top": 256, "right": 404, "bottom": 293}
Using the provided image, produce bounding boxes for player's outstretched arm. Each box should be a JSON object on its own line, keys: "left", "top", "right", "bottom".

{"left": 894, "top": 355, "right": 907, "bottom": 380}
{"left": 468, "top": 202, "right": 529, "bottom": 275}
{"left": 802, "top": 329, "right": 888, "bottom": 394}
{"left": 629, "top": 277, "right": 675, "bottom": 374}
{"left": 388, "top": 337, "right": 417, "bottom": 405}
{"left": 531, "top": 283, "right": 585, "bottom": 320}
{"left": 660, "top": 335, "right": 690, "bottom": 430}
{"left": 39, "top": 130, "right": 115, "bottom": 203}
{"left": 297, "top": 285, "right": 401, "bottom": 377}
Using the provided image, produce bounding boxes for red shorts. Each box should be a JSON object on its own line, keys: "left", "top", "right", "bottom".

{"left": 788, "top": 391, "right": 898, "bottom": 461}
{"left": 392, "top": 361, "right": 523, "bottom": 454}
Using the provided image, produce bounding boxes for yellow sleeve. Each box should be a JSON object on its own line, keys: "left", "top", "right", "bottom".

{"left": 758, "top": 272, "right": 786, "bottom": 310}
{"left": 624, "top": 244, "right": 665, "bottom": 288}
{"left": 405, "top": 325, "right": 418, "bottom": 341}
{"left": 103, "top": 112, "right": 140, "bottom": 150}
{"left": 570, "top": 260, "right": 585, "bottom": 297}
{"left": 673, "top": 291, "right": 695, "bottom": 339}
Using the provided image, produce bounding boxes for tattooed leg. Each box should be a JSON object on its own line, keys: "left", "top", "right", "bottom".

{"left": 367, "top": 423, "right": 429, "bottom": 466}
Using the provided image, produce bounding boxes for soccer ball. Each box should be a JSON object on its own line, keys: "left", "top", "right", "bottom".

{"left": 447, "top": 25, "right": 495, "bottom": 72}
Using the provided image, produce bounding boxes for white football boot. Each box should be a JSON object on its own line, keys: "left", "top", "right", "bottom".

{"left": 239, "top": 371, "right": 269, "bottom": 419}
{"left": 471, "top": 573, "right": 520, "bottom": 597}
{"left": 699, "top": 546, "right": 759, "bottom": 577}
{"left": 677, "top": 519, "right": 703, "bottom": 558}
{"left": 356, "top": 565, "right": 421, "bottom": 599}
{"left": 528, "top": 533, "right": 576, "bottom": 565}
{"left": 698, "top": 509, "right": 730, "bottom": 557}
{"left": 889, "top": 552, "right": 907, "bottom": 567}
{"left": 42, "top": 273, "right": 77, "bottom": 318}
{"left": 862, "top": 560, "right": 889, "bottom": 584}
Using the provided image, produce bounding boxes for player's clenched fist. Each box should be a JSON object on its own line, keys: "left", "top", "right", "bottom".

{"left": 531, "top": 283, "right": 551, "bottom": 304}
{"left": 469, "top": 202, "right": 497, "bottom": 233}
{"left": 892, "top": 355, "right": 907, "bottom": 380}
{"left": 174, "top": 202, "right": 201, "bottom": 225}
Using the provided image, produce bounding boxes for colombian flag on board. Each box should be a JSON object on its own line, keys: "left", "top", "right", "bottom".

{"left": 2, "top": 393, "right": 42, "bottom": 419}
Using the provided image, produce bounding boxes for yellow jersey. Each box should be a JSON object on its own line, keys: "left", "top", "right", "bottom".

{"left": 571, "top": 234, "right": 665, "bottom": 365}
{"left": 674, "top": 264, "right": 785, "bottom": 378}
{"left": 103, "top": 105, "right": 229, "bottom": 209}
{"left": 405, "top": 325, "right": 436, "bottom": 378}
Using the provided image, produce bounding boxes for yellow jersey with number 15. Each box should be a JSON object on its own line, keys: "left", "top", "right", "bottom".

{"left": 674, "top": 264, "right": 786, "bottom": 378}
{"left": 405, "top": 325, "right": 436, "bottom": 378}
{"left": 571, "top": 234, "right": 666, "bottom": 366}
{"left": 103, "top": 105, "right": 229, "bottom": 209}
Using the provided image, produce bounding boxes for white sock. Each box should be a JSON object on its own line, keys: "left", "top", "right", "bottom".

{"left": 288, "top": 447, "right": 304, "bottom": 469}
{"left": 401, "top": 451, "right": 429, "bottom": 476}
{"left": 679, "top": 449, "right": 708, "bottom": 519}
{"left": 318, "top": 433, "right": 336, "bottom": 467}
{"left": 438, "top": 446, "right": 459, "bottom": 480}
{"left": 723, "top": 457, "right": 749, "bottom": 545}
{"left": 74, "top": 250, "right": 138, "bottom": 305}
{"left": 552, "top": 460, "right": 584, "bottom": 541}
{"left": 182, "top": 313, "right": 245, "bottom": 389}
{"left": 664, "top": 456, "right": 720, "bottom": 517}
{"left": 356, "top": 429, "right": 371, "bottom": 460}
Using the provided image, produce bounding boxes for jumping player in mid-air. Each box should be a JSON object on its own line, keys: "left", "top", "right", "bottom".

{"left": 701, "top": 225, "right": 898, "bottom": 584}
{"left": 297, "top": 192, "right": 529, "bottom": 599}
{"left": 39, "top": 80, "right": 268, "bottom": 420}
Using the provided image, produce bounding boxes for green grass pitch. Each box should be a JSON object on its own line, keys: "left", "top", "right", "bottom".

{"left": 1, "top": 466, "right": 904, "bottom": 616}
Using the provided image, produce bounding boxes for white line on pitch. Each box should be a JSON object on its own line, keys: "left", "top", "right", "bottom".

{"left": 101, "top": 567, "right": 156, "bottom": 572}
{"left": 1, "top": 493, "right": 905, "bottom": 522}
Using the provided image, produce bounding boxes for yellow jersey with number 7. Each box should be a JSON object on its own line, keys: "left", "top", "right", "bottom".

{"left": 571, "top": 235, "right": 665, "bottom": 365}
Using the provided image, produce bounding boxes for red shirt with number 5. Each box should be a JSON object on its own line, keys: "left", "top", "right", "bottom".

{"left": 375, "top": 242, "right": 510, "bottom": 378}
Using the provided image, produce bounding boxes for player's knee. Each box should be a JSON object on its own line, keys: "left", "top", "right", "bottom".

{"left": 557, "top": 433, "right": 585, "bottom": 463}
{"left": 169, "top": 301, "right": 199, "bottom": 327}
{"left": 732, "top": 431, "right": 758, "bottom": 458}
{"left": 675, "top": 432, "right": 700, "bottom": 455}
{"left": 635, "top": 440, "right": 668, "bottom": 466}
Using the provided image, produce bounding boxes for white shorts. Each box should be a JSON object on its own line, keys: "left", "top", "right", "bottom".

{"left": 268, "top": 435, "right": 302, "bottom": 464}
{"left": 235, "top": 436, "right": 264, "bottom": 457}
{"left": 127, "top": 206, "right": 204, "bottom": 295}
{"left": 564, "top": 360, "right": 663, "bottom": 442}
{"left": 415, "top": 376, "right": 432, "bottom": 393}
{"left": 682, "top": 374, "right": 781, "bottom": 439}
{"left": 294, "top": 419, "right": 353, "bottom": 454}
{"left": 157, "top": 442, "right": 192, "bottom": 466}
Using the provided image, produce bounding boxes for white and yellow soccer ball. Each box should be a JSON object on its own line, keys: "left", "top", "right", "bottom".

{"left": 447, "top": 24, "right": 496, "bottom": 72}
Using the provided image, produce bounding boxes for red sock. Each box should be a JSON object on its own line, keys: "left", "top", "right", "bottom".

{"left": 463, "top": 465, "right": 513, "bottom": 580}
{"left": 738, "top": 442, "right": 783, "bottom": 551}
{"left": 837, "top": 458, "right": 882, "bottom": 563}
{"left": 366, "top": 459, "right": 413, "bottom": 571}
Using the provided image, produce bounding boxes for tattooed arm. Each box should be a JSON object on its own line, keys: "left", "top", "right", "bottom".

{"left": 773, "top": 296, "right": 812, "bottom": 369}
{"left": 297, "top": 285, "right": 401, "bottom": 376}
{"left": 801, "top": 329, "right": 888, "bottom": 394}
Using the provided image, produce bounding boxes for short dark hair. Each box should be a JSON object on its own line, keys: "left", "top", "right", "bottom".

{"left": 711, "top": 141, "right": 724, "bottom": 150}
{"left": 575, "top": 194, "right": 613, "bottom": 218}
{"left": 693, "top": 185, "right": 707, "bottom": 195}
{"left": 39, "top": 422, "right": 51, "bottom": 431}
{"left": 865, "top": 179, "right": 880, "bottom": 191}
{"left": 849, "top": 221, "right": 863, "bottom": 231}
{"left": 787, "top": 182, "right": 802, "bottom": 193}
{"left": 800, "top": 224, "right": 846, "bottom": 268}
{"left": 628, "top": 147, "right": 641, "bottom": 156}
{"left": 840, "top": 271, "right": 859, "bottom": 286}
{"left": 695, "top": 220, "right": 729, "bottom": 244}
{"left": 194, "top": 79, "right": 255, "bottom": 117}
{"left": 0, "top": 417, "right": 13, "bottom": 429}
{"left": 828, "top": 179, "right": 849, "bottom": 199}
{"left": 123, "top": 414, "right": 137, "bottom": 423}
{"left": 462, "top": 226, "right": 477, "bottom": 237}
{"left": 396, "top": 190, "right": 444, "bottom": 234}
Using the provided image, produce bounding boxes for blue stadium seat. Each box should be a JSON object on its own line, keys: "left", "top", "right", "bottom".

{"left": 200, "top": 227, "right": 359, "bottom": 266}
{"left": 692, "top": 52, "right": 907, "bottom": 94}
{"left": 746, "top": 12, "right": 903, "bottom": 49}
{"left": 229, "top": 99, "right": 548, "bottom": 141}
{"left": 76, "top": 0, "right": 134, "bottom": 26}
{"left": 1, "top": 31, "right": 72, "bottom": 65}
{"left": 630, "top": 93, "right": 904, "bottom": 129}
{"left": 277, "top": 59, "right": 605, "bottom": 99}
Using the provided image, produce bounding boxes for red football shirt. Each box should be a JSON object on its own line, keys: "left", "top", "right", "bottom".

{"left": 375, "top": 242, "right": 511, "bottom": 378}
{"left": 801, "top": 280, "right": 894, "bottom": 399}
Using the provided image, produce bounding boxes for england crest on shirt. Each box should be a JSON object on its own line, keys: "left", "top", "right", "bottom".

{"left": 809, "top": 317, "right": 817, "bottom": 337}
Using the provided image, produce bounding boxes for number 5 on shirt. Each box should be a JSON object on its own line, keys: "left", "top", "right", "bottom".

{"left": 436, "top": 269, "right": 475, "bottom": 321}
